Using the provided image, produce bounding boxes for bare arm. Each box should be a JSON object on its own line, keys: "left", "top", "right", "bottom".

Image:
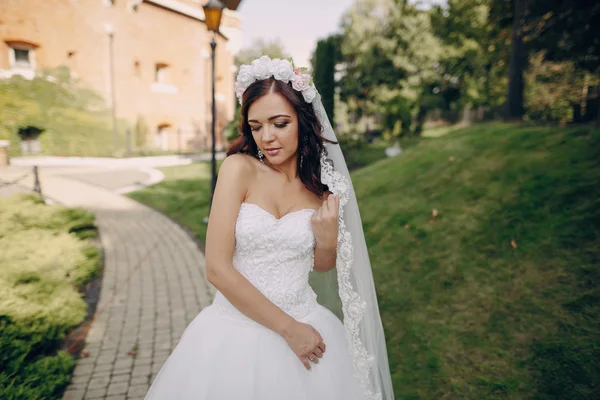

{"left": 313, "top": 243, "right": 337, "bottom": 272}
{"left": 205, "top": 154, "right": 295, "bottom": 336}
{"left": 206, "top": 155, "right": 327, "bottom": 369}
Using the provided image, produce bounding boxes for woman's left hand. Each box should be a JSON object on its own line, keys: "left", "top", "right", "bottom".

{"left": 311, "top": 193, "right": 340, "bottom": 250}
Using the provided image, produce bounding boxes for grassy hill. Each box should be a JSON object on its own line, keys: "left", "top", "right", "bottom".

{"left": 356, "top": 123, "right": 599, "bottom": 399}
{"left": 130, "top": 123, "right": 599, "bottom": 399}
{"left": 0, "top": 68, "right": 133, "bottom": 157}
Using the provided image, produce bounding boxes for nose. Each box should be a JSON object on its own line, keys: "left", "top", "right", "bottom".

{"left": 260, "top": 124, "right": 275, "bottom": 144}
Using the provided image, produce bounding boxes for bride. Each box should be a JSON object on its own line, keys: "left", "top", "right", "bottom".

{"left": 144, "top": 56, "right": 394, "bottom": 400}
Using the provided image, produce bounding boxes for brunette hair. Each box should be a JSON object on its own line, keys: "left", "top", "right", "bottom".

{"left": 226, "top": 78, "right": 336, "bottom": 198}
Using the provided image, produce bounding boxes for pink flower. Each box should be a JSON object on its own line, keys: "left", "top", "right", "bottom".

{"left": 294, "top": 67, "right": 302, "bottom": 75}
{"left": 292, "top": 73, "right": 310, "bottom": 91}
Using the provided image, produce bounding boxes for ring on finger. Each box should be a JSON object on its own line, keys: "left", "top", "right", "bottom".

{"left": 308, "top": 354, "right": 316, "bottom": 361}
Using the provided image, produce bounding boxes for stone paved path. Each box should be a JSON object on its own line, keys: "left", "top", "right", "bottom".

{"left": 0, "top": 167, "right": 214, "bottom": 400}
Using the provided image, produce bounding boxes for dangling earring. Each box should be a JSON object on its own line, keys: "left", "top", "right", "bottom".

{"left": 300, "top": 154, "right": 304, "bottom": 169}
{"left": 257, "top": 148, "right": 265, "bottom": 164}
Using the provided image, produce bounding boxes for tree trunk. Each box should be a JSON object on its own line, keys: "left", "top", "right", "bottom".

{"left": 415, "top": 105, "right": 427, "bottom": 136}
{"left": 596, "top": 82, "right": 600, "bottom": 128}
{"left": 505, "top": 0, "right": 526, "bottom": 121}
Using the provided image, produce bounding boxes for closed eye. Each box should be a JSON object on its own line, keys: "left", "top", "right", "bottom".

{"left": 250, "top": 125, "right": 261, "bottom": 132}
{"left": 275, "top": 122, "right": 288, "bottom": 128}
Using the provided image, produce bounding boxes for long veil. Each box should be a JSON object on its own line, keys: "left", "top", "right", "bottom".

{"left": 310, "top": 93, "right": 394, "bottom": 400}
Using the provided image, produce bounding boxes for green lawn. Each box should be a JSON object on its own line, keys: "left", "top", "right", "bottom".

{"left": 356, "top": 123, "right": 599, "bottom": 399}
{"left": 0, "top": 194, "right": 100, "bottom": 400}
{"left": 129, "top": 123, "right": 600, "bottom": 399}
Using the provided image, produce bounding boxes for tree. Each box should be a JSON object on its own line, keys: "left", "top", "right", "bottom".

{"left": 338, "top": 0, "right": 442, "bottom": 135}
{"left": 235, "top": 38, "right": 290, "bottom": 67}
{"left": 525, "top": 0, "right": 600, "bottom": 124}
{"left": 505, "top": 0, "right": 526, "bottom": 120}
{"left": 430, "top": 0, "right": 508, "bottom": 113}
{"left": 525, "top": 0, "right": 599, "bottom": 73}
{"left": 491, "top": 0, "right": 600, "bottom": 121}
{"left": 312, "top": 35, "right": 340, "bottom": 125}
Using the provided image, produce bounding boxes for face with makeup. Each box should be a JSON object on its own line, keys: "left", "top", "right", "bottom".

{"left": 247, "top": 91, "right": 299, "bottom": 167}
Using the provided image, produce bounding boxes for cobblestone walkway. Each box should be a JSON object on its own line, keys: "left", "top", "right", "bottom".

{"left": 1, "top": 167, "right": 214, "bottom": 400}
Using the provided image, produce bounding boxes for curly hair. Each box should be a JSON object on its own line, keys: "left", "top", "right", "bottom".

{"left": 226, "top": 78, "right": 336, "bottom": 198}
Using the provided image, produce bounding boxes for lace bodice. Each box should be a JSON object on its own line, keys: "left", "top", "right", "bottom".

{"left": 212, "top": 202, "right": 319, "bottom": 321}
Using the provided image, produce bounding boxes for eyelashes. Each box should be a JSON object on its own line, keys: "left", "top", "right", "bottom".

{"left": 250, "top": 122, "right": 289, "bottom": 132}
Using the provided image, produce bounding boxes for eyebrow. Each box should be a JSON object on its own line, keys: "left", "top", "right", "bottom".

{"left": 248, "top": 114, "right": 291, "bottom": 123}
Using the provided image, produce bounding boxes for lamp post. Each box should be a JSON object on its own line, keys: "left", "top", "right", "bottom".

{"left": 203, "top": 0, "right": 225, "bottom": 212}
{"left": 105, "top": 24, "right": 118, "bottom": 155}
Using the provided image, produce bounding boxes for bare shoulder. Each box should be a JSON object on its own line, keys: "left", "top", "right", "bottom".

{"left": 219, "top": 153, "right": 256, "bottom": 180}
{"left": 221, "top": 152, "right": 251, "bottom": 171}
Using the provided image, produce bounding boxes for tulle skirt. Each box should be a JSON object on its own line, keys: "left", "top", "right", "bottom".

{"left": 144, "top": 293, "right": 363, "bottom": 399}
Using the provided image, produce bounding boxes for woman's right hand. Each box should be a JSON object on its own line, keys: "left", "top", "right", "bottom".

{"left": 281, "top": 321, "right": 326, "bottom": 370}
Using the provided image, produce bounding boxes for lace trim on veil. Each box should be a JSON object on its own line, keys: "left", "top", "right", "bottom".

{"left": 316, "top": 98, "right": 381, "bottom": 400}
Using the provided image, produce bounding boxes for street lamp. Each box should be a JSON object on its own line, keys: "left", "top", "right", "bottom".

{"left": 203, "top": 0, "right": 225, "bottom": 212}
{"left": 105, "top": 24, "right": 118, "bottom": 155}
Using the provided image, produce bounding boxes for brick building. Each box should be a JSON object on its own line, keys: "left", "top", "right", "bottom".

{"left": 0, "top": 0, "right": 242, "bottom": 152}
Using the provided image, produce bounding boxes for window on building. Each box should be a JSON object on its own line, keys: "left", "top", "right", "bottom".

{"left": 4, "top": 41, "right": 38, "bottom": 79}
{"left": 13, "top": 48, "right": 32, "bottom": 69}
{"left": 155, "top": 63, "right": 169, "bottom": 84}
{"left": 151, "top": 62, "right": 177, "bottom": 94}
{"left": 6, "top": 41, "right": 38, "bottom": 71}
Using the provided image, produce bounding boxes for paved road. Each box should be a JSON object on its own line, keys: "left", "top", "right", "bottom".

{"left": 0, "top": 166, "right": 214, "bottom": 400}
{"left": 57, "top": 168, "right": 154, "bottom": 192}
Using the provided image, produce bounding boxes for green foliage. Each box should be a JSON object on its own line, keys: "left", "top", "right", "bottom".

{"left": 524, "top": 0, "right": 600, "bottom": 73}
{"left": 525, "top": 52, "right": 598, "bottom": 124}
{"left": 312, "top": 35, "right": 340, "bottom": 125}
{"left": 431, "top": 0, "right": 509, "bottom": 111}
{"left": 380, "top": 94, "right": 413, "bottom": 137}
{"left": 0, "top": 194, "right": 100, "bottom": 399}
{"left": 331, "top": 0, "right": 597, "bottom": 130}
{"left": 235, "top": 38, "right": 291, "bottom": 67}
{"left": 339, "top": 0, "right": 444, "bottom": 135}
{"left": 134, "top": 114, "right": 150, "bottom": 148}
{"left": 0, "top": 66, "right": 127, "bottom": 157}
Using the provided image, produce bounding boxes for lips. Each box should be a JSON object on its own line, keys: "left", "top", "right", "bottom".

{"left": 265, "top": 147, "right": 281, "bottom": 156}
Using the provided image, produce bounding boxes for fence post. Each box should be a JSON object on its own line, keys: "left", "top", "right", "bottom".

{"left": 33, "top": 166, "right": 42, "bottom": 196}
{"left": 126, "top": 128, "right": 132, "bottom": 157}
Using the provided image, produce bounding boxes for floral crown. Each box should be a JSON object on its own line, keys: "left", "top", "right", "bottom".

{"left": 234, "top": 55, "right": 317, "bottom": 105}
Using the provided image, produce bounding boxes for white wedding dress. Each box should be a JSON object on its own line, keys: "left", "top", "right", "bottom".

{"left": 145, "top": 202, "right": 364, "bottom": 400}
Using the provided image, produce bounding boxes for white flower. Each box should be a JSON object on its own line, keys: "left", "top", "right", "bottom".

{"left": 235, "top": 83, "right": 246, "bottom": 103}
{"left": 251, "top": 55, "right": 273, "bottom": 80}
{"left": 271, "top": 59, "right": 294, "bottom": 82}
{"left": 292, "top": 73, "right": 311, "bottom": 91}
{"left": 302, "top": 85, "right": 317, "bottom": 103}
{"left": 235, "top": 55, "right": 318, "bottom": 105}
{"left": 236, "top": 64, "right": 255, "bottom": 88}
